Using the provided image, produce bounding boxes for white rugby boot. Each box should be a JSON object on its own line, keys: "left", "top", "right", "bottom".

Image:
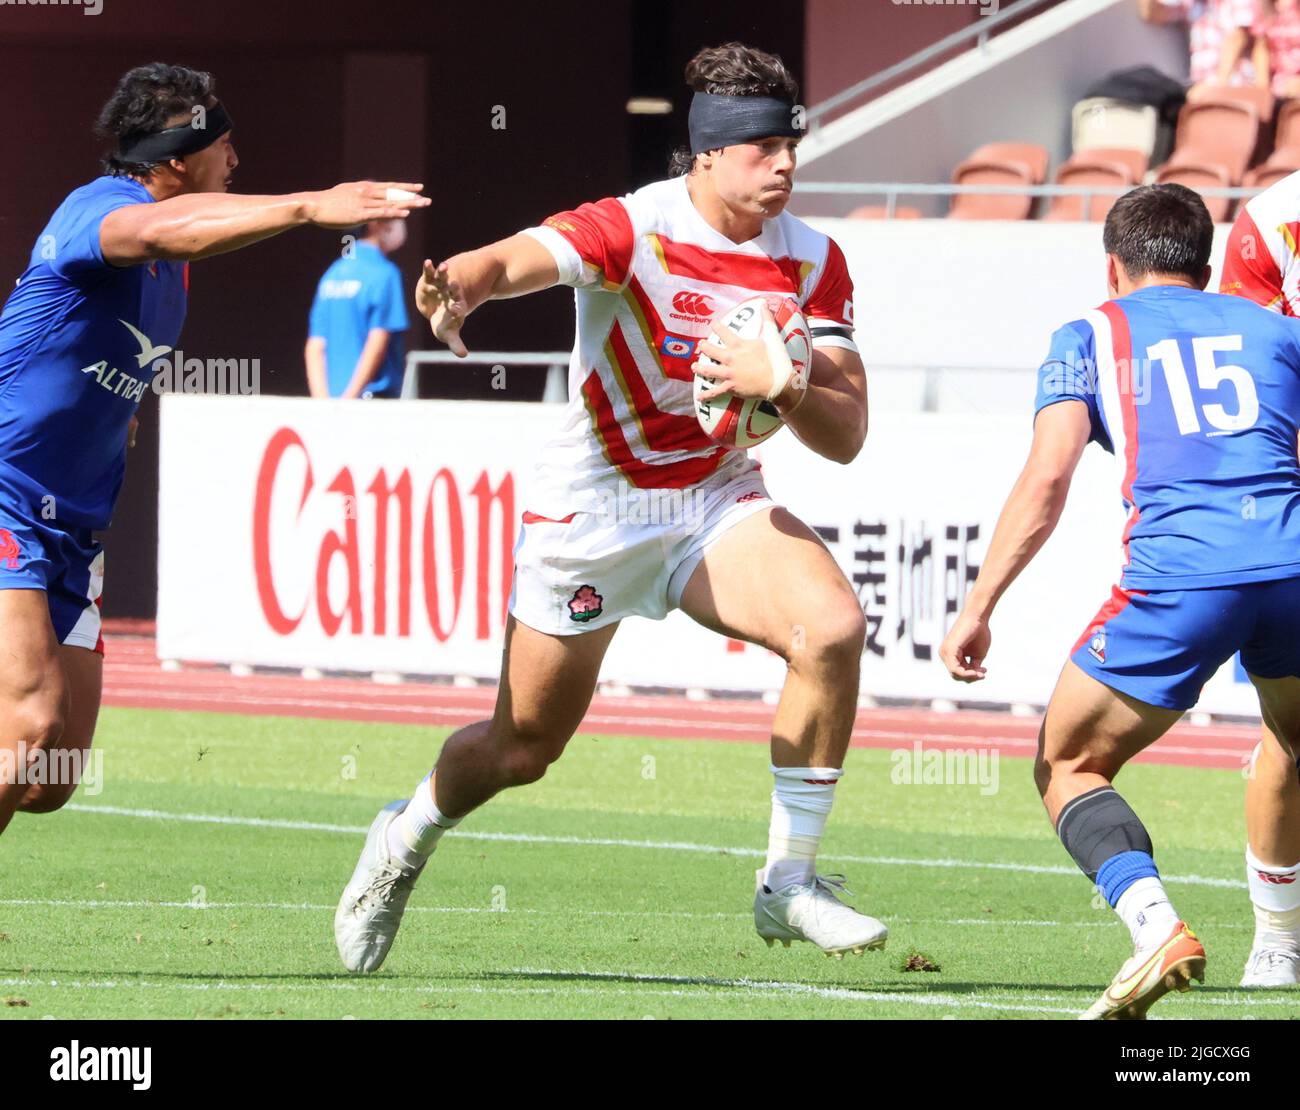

{"left": 754, "top": 870, "right": 888, "bottom": 957}
{"left": 1240, "top": 945, "right": 1300, "bottom": 987}
{"left": 334, "top": 801, "right": 424, "bottom": 973}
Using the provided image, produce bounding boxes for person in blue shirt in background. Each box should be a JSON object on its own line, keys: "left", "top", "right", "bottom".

{"left": 0, "top": 61, "right": 428, "bottom": 839}
{"left": 305, "top": 218, "right": 410, "bottom": 399}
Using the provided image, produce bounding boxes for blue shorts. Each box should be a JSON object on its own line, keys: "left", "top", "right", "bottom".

{"left": 1070, "top": 577, "right": 1300, "bottom": 711}
{"left": 0, "top": 497, "right": 104, "bottom": 653}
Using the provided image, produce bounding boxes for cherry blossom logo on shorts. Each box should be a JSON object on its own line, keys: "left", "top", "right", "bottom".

{"left": 0, "top": 528, "right": 20, "bottom": 570}
{"left": 568, "top": 584, "right": 604, "bottom": 623}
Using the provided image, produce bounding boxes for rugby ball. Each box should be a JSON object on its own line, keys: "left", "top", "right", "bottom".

{"left": 693, "top": 295, "right": 810, "bottom": 449}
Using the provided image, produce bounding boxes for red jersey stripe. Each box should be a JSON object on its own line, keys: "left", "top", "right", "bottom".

{"left": 648, "top": 233, "right": 808, "bottom": 293}
{"left": 1100, "top": 299, "right": 1142, "bottom": 566}
{"left": 605, "top": 321, "right": 718, "bottom": 455}
{"left": 521, "top": 510, "right": 576, "bottom": 525}
{"left": 581, "top": 370, "right": 727, "bottom": 488}
{"left": 1071, "top": 583, "right": 1144, "bottom": 656}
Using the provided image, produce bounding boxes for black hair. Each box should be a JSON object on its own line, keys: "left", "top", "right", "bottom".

{"left": 1102, "top": 184, "right": 1214, "bottom": 283}
{"left": 668, "top": 42, "right": 799, "bottom": 177}
{"left": 95, "top": 62, "right": 217, "bottom": 178}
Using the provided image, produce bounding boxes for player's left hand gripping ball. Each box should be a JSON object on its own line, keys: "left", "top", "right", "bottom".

{"left": 693, "top": 295, "right": 810, "bottom": 450}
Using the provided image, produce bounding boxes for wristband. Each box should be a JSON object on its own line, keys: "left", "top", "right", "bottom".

{"left": 762, "top": 319, "right": 795, "bottom": 402}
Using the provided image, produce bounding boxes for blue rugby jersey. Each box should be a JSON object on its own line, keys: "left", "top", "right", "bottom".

{"left": 1034, "top": 286, "right": 1300, "bottom": 590}
{"left": 0, "top": 175, "right": 187, "bottom": 529}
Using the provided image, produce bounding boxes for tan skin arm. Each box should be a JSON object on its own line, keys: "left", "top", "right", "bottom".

{"left": 415, "top": 233, "right": 560, "bottom": 356}
{"left": 419, "top": 235, "right": 868, "bottom": 461}
{"left": 305, "top": 337, "right": 329, "bottom": 398}
{"left": 339, "top": 328, "right": 392, "bottom": 399}
{"left": 99, "top": 182, "right": 430, "bottom": 266}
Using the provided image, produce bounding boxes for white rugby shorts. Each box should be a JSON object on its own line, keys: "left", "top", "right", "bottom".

{"left": 509, "top": 468, "right": 774, "bottom": 635}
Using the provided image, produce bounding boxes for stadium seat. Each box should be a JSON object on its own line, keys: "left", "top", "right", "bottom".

{"left": 1079, "top": 146, "right": 1149, "bottom": 182}
{"left": 1046, "top": 157, "right": 1137, "bottom": 221}
{"left": 1187, "top": 82, "right": 1275, "bottom": 123}
{"left": 1275, "top": 99, "right": 1300, "bottom": 153}
{"left": 1244, "top": 147, "right": 1300, "bottom": 190}
{"left": 1072, "top": 97, "right": 1160, "bottom": 161}
{"left": 1165, "top": 98, "right": 1260, "bottom": 183}
{"left": 847, "top": 204, "right": 923, "bottom": 219}
{"left": 947, "top": 142, "right": 1049, "bottom": 220}
{"left": 1154, "top": 160, "right": 1234, "bottom": 221}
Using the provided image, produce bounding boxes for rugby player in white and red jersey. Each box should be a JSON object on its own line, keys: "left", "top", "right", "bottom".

{"left": 335, "top": 42, "right": 883, "bottom": 973}
{"left": 1218, "top": 174, "right": 1300, "bottom": 987}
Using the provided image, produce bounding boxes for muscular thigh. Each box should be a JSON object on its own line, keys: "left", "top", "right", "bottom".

{"left": 58, "top": 644, "right": 102, "bottom": 753}
{"left": 0, "top": 588, "right": 64, "bottom": 713}
{"left": 677, "top": 506, "right": 862, "bottom": 655}
{"left": 1041, "top": 660, "right": 1184, "bottom": 777}
{"left": 492, "top": 615, "right": 619, "bottom": 747}
{"left": 1250, "top": 675, "right": 1300, "bottom": 763}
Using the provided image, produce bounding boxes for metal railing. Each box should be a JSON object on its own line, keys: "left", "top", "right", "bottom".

{"left": 794, "top": 181, "right": 1263, "bottom": 217}
{"left": 402, "top": 349, "right": 569, "bottom": 401}
{"left": 804, "top": 0, "right": 1061, "bottom": 133}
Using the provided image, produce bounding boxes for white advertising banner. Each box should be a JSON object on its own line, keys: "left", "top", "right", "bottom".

{"left": 157, "top": 395, "right": 1263, "bottom": 717}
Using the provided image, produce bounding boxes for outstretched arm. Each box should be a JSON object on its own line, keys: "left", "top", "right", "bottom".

{"left": 415, "top": 233, "right": 560, "bottom": 357}
{"left": 100, "top": 182, "right": 430, "bottom": 266}
{"left": 940, "top": 400, "right": 1093, "bottom": 682}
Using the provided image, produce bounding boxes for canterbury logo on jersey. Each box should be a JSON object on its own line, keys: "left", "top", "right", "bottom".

{"left": 669, "top": 291, "right": 714, "bottom": 321}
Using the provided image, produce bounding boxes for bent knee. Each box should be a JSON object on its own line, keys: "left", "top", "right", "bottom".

{"left": 1035, "top": 747, "right": 1121, "bottom": 793}
{"left": 11, "top": 696, "right": 66, "bottom": 749}
{"left": 18, "top": 780, "right": 77, "bottom": 814}
{"left": 493, "top": 726, "right": 570, "bottom": 787}
{"left": 786, "top": 603, "right": 866, "bottom": 670}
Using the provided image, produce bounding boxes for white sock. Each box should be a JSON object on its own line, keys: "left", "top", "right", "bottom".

{"left": 1246, "top": 844, "right": 1300, "bottom": 953}
{"left": 1115, "top": 875, "right": 1180, "bottom": 952}
{"left": 387, "top": 773, "right": 459, "bottom": 871}
{"left": 762, "top": 766, "right": 841, "bottom": 891}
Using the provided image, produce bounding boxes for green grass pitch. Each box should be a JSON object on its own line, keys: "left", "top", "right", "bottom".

{"left": 0, "top": 706, "right": 1295, "bottom": 1019}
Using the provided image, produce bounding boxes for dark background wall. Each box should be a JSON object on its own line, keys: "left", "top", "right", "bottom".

{"left": 0, "top": 0, "right": 810, "bottom": 617}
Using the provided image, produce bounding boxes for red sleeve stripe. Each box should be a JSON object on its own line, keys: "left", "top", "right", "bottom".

{"left": 804, "top": 237, "right": 853, "bottom": 326}
{"left": 544, "top": 198, "right": 635, "bottom": 287}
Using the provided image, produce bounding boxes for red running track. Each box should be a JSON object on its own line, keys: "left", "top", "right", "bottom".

{"left": 97, "top": 631, "right": 1262, "bottom": 772}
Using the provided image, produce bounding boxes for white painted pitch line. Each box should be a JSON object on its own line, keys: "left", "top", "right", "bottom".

{"left": 0, "top": 972, "right": 1078, "bottom": 1015}
{"left": 13, "top": 898, "right": 1252, "bottom": 930}
{"left": 62, "top": 802, "right": 1249, "bottom": 889}
{"left": 0, "top": 897, "right": 745, "bottom": 920}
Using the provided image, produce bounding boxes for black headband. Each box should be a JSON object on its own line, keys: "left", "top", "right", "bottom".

{"left": 688, "top": 92, "right": 802, "bottom": 156}
{"left": 117, "top": 101, "right": 233, "bottom": 165}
